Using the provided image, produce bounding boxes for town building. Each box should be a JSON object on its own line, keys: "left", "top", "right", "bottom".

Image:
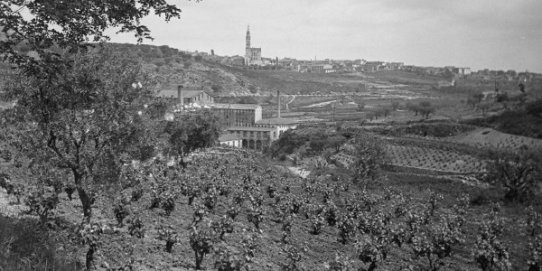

{"left": 218, "top": 133, "right": 243, "bottom": 148}
{"left": 160, "top": 86, "right": 298, "bottom": 150}
{"left": 210, "top": 103, "right": 262, "bottom": 126}
{"left": 157, "top": 88, "right": 214, "bottom": 105}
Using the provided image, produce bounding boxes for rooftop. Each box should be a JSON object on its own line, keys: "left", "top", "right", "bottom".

{"left": 256, "top": 118, "right": 299, "bottom": 125}
{"left": 226, "top": 126, "right": 276, "bottom": 132}
{"left": 218, "top": 133, "right": 243, "bottom": 142}
{"left": 211, "top": 103, "right": 261, "bottom": 110}
{"left": 156, "top": 89, "right": 209, "bottom": 99}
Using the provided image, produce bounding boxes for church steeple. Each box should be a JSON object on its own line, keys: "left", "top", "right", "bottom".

{"left": 246, "top": 25, "right": 251, "bottom": 49}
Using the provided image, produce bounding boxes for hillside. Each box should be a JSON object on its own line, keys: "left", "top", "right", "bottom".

{"left": 105, "top": 43, "right": 447, "bottom": 98}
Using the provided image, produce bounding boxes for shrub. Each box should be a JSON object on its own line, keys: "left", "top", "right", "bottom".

{"left": 127, "top": 216, "right": 145, "bottom": 238}
{"left": 337, "top": 214, "right": 357, "bottom": 244}
{"left": 211, "top": 216, "right": 234, "bottom": 240}
{"left": 241, "top": 231, "right": 259, "bottom": 263}
{"left": 246, "top": 205, "right": 264, "bottom": 230}
{"left": 473, "top": 208, "right": 511, "bottom": 271}
{"left": 131, "top": 187, "right": 143, "bottom": 202}
{"left": 356, "top": 237, "right": 388, "bottom": 271}
{"left": 323, "top": 252, "right": 355, "bottom": 271}
{"left": 113, "top": 203, "right": 130, "bottom": 227}
{"left": 190, "top": 226, "right": 214, "bottom": 270}
{"left": 0, "top": 149, "right": 12, "bottom": 162}
{"left": 528, "top": 235, "right": 542, "bottom": 271}
{"left": 309, "top": 213, "right": 325, "bottom": 235}
{"left": 526, "top": 206, "right": 542, "bottom": 237}
{"left": 160, "top": 192, "right": 176, "bottom": 216}
{"left": 157, "top": 225, "right": 178, "bottom": 253}
{"left": 281, "top": 245, "right": 303, "bottom": 271}
{"left": 213, "top": 245, "right": 246, "bottom": 271}
{"left": 350, "top": 133, "right": 387, "bottom": 188}
{"left": 24, "top": 188, "right": 59, "bottom": 224}
{"left": 226, "top": 205, "right": 240, "bottom": 220}
{"left": 0, "top": 216, "right": 78, "bottom": 270}
{"left": 203, "top": 188, "right": 218, "bottom": 211}
{"left": 64, "top": 185, "right": 75, "bottom": 200}
{"left": 486, "top": 149, "right": 541, "bottom": 202}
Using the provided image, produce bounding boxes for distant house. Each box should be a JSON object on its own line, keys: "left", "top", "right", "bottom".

{"left": 297, "top": 64, "right": 335, "bottom": 73}
{"left": 359, "top": 61, "right": 384, "bottom": 72}
{"left": 385, "top": 62, "right": 404, "bottom": 70}
{"left": 457, "top": 67, "right": 471, "bottom": 76}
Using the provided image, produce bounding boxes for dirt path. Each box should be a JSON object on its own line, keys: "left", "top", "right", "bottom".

{"left": 285, "top": 95, "right": 296, "bottom": 111}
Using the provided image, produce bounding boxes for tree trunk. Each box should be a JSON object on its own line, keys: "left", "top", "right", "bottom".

{"left": 195, "top": 251, "right": 202, "bottom": 270}
{"left": 73, "top": 170, "right": 92, "bottom": 223}
{"left": 86, "top": 245, "right": 96, "bottom": 271}
{"left": 78, "top": 187, "right": 93, "bottom": 223}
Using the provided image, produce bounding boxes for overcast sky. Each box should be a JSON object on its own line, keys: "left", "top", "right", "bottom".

{"left": 111, "top": 0, "right": 542, "bottom": 72}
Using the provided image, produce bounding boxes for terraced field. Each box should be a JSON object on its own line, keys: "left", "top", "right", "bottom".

{"left": 449, "top": 128, "right": 542, "bottom": 151}
{"left": 385, "top": 144, "right": 485, "bottom": 174}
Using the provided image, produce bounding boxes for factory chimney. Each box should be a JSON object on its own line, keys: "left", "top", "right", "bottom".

{"left": 177, "top": 85, "right": 183, "bottom": 110}
{"left": 277, "top": 90, "right": 281, "bottom": 118}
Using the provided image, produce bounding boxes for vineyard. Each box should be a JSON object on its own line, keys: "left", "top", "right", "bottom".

{"left": 1, "top": 147, "right": 541, "bottom": 270}
{"left": 450, "top": 128, "right": 542, "bottom": 152}
{"left": 2, "top": 1, "right": 542, "bottom": 270}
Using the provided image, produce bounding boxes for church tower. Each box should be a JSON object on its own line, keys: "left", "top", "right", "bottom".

{"left": 245, "top": 25, "right": 251, "bottom": 65}
{"left": 246, "top": 25, "right": 251, "bottom": 49}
